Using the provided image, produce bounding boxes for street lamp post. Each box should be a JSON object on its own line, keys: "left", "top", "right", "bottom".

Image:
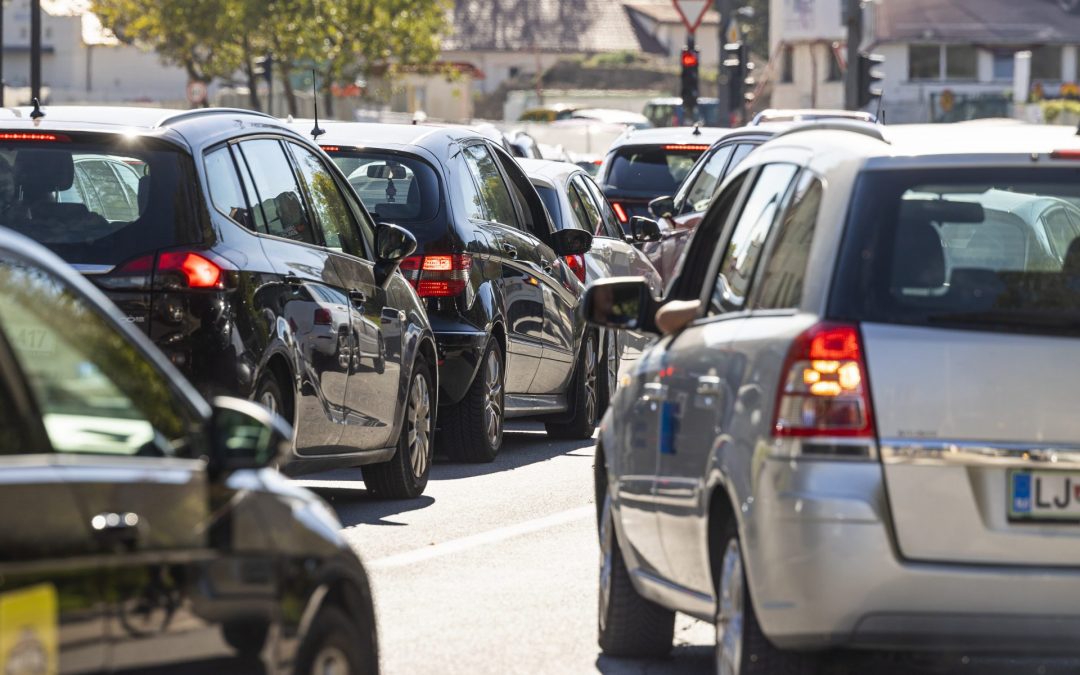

{"left": 30, "top": 0, "right": 40, "bottom": 103}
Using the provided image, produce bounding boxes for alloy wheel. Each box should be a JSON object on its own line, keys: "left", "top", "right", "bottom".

{"left": 259, "top": 390, "right": 278, "bottom": 415}
{"left": 407, "top": 372, "right": 432, "bottom": 478}
{"left": 583, "top": 334, "right": 598, "bottom": 426}
{"left": 311, "top": 645, "right": 350, "bottom": 675}
{"left": 716, "top": 539, "right": 745, "bottom": 675}
{"left": 483, "top": 349, "right": 503, "bottom": 447}
{"left": 605, "top": 335, "right": 618, "bottom": 401}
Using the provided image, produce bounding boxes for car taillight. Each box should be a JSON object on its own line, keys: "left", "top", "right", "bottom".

{"left": 313, "top": 308, "right": 333, "bottom": 325}
{"left": 111, "top": 250, "right": 228, "bottom": 290}
{"left": 400, "top": 253, "right": 471, "bottom": 297}
{"left": 773, "top": 323, "right": 875, "bottom": 439}
{"left": 611, "top": 202, "right": 628, "bottom": 224}
{"left": 564, "top": 254, "right": 586, "bottom": 283}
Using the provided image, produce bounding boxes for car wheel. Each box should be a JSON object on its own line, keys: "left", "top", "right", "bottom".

{"left": 714, "top": 522, "right": 818, "bottom": 675}
{"left": 597, "top": 331, "right": 619, "bottom": 417}
{"left": 255, "top": 373, "right": 290, "bottom": 423}
{"left": 597, "top": 492, "right": 675, "bottom": 657}
{"left": 362, "top": 359, "right": 434, "bottom": 499}
{"left": 545, "top": 330, "right": 599, "bottom": 440}
{"left": 374, "top": 334, "right": 385, "bottom": 374}
{"left": 439, "top": 339, "right": 504, "bottom": 463}
{"left": 295, "top": 606, "right": 374, "bottom": 675}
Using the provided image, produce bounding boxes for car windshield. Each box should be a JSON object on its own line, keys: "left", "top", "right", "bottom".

{"left": 606, "top": 146, "right": 703, "bottom": 195}
{"left": 329, "top": 150, "right": 441, "bottom": 227}
{"left": 832, "top": 167, "right": 1080, "bottom": 335}
{"left": 0, "top": 139, "right": 200, "bottom": 266}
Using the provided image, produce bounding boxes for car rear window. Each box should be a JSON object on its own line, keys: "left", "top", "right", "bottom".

{"left": 605, "top": 146, "right": 703, "bottom": 194}
{"left": 0, "top": 138, "right": 200, "bottom": 266}
{"left": 328, "top": 150, "right": 441, "bottom": 231}
{"left": 831, "top": 167, "right": 1080, "bottom": 335}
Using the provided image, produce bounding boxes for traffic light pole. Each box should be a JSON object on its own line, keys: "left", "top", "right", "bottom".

{"left": 844, "top": 0, "right": 862, "bottom": 110}
{"left": 30, "top": 0, "right": 40, "bottom": 103}
{"left": 715, "top": 0, "right": 733, "bottom": 124}
{"left": 685, "top": 33, "right": 697, "bottom": 123}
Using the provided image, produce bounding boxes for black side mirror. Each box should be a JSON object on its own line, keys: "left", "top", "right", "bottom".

{"left": 207, "top": 396, "right": 291, "bottom": 479}
{"left": 630, "top": 216, "right": 661, "bottom": 243}
{"left": 648, "top": 195, "right": 675, "bottom": 219}
{"left": 582, "top": 277, "right": 658, "bottom": 335}
{"left": 550, "top": 228, "right": 592, "bottom": 256}
{"left": 374, "top": 222, "right": 417, "bottom": 286}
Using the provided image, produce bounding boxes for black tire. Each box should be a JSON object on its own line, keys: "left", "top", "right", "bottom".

{"left": 546, "top": 330, "right": 599, "bottom": 440}
{"left": 255, "top": 372, "right": 289, "bottom": 422}
{"left": 597, "top": 331, "right": 619, "bottom": 418}
{"left": 221, "top": 621, "right": 267, "bottom": 659}
{"left": 714, "top": 520, "right": 818, "bottom": 675}
{"left": 362, "top": 359, "right": 434, "bottom": 499}
{"left": 438, "top": 339, "right": 504, "bottom": 463}
{"left": 295, "top": 606, "right": 374, "bottom": 675}
{"left": 597, "top": 494, "right": 675, "bottom": 658}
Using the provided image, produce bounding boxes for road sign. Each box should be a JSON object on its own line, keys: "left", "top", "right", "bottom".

{"left": 672, "top": 0, "right": 711, "bottom": 34}
{"left": 186, "top": 80, "right": 208, "bottom": 106}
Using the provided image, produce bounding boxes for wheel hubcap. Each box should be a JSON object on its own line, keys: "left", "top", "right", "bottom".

{"left": 407, "top": 373, "right": 432, "bottom": 478}
{"left": 716, "top": 539, "right": 745, "bottom": 675}
{"left": 483, "top": 350, "right": 502, "bottom": 447}
{"left": 259, "top": 390, "right": 278, "bottom": 415}
{"left": 583, "top": 335, "right": 597, "bottom": 425}
{"left": 598, "top": 494, "right": 614, "bottom": 632}
{"left": 312, "top": 645, "right": 350, "bottom": 675}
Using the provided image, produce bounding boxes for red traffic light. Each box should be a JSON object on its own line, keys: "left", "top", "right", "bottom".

{"left": 681, "top": 49, "right": 698, "bottom": 68}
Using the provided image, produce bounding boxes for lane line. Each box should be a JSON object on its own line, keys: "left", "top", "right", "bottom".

{"left": 367, "top": 505, "right": 594, "bottom": 569}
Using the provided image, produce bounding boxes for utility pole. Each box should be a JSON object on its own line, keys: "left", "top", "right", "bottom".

{"left": 715, "top": 0, "right": 733, "bottom": 123}
{"left": 844, "top": 0, "right": 862, "bottom": 110}
{"left": 30, "top": 0, "right": 40, "bottom": 103}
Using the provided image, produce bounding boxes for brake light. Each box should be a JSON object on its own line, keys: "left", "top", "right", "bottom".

{"left": 321, "top": 145, "right": 341, "bottom": 153}
{"left": 772, "top": 323, "right": 874, "bottom": 438}
{"left": 400, "top": 253, "right": 471, "bottom": 297}
{"left": 157, "top": 252, "right": 223, "bottom": 288}
{"left": 1050, "top": 149, "right": 1080, "bottom": 160}
{"left": 611, "top": 202, "right": 628, "bottom": 224}
{"left": 564, "top": 254, "right": 586, "bottom": 283}
{"left": 663, "top": 144, "right": 710, "bottom": 152}
{"left": 313, "top": 307, "right": 333, "bottom": 325}
{"left": 112, "top": 250, "right": 228, "bottom": 290}
{"left": 0, "top": 132, "right": 70, "bottom": 142}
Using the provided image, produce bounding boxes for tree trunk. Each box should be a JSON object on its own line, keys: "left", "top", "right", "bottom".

{"left": 241, "top": 35, "right": 261, "bottom": 111}
{"left": 322, "top": 68, "right": 335, "bottom": 119}
{"left": 281, "top": 66, "right": 298, "bottom": 117}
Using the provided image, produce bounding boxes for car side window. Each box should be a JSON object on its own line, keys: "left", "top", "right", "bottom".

{"left": 565, "top": 180, "right": 594, "bottom": 232}
{"left": 0, "top": 254, "right": 199, "bottom": 457}
{"left": 579, "top": 175, "right": 622, "bottom": 239}
{"left": 204, "top": 146, "right": 254, "bottom": 230}
{"left": 237, "top": 139, "right": 318, "bottom": 245}
{"left": 462, "top": 143, "right": 520, "bottom": 228}
{"left": 710, "top": 163, "right": 799, "bottom": 314}
{"left": 727, "top": 144, "right": 756, "bottom": 175}
{"left": 753, "top": 172, "right": 823, "bottom": 310}
{"left": 677, "top": 144, "right": 735, "bottom": 215}
{"left": 287, "top": 142, "right": 367, "bottom": 259}
{"left": 1042, "top": 207, "right": 1080, "bottom": 260}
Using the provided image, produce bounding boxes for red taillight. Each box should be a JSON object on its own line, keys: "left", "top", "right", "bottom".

{"left": 116, "top": 254, "right": 155, "bottom": 274}
{"left": 113, "top": 250, "right": 227, "bottom": 289}
{"left": 611, "top": 202, "right": 628, "bottom": 224}
{"left": 1051, "top": 149, "right": 1080, "bottom": 160}
{"left": 0, "top": 132, "right": 70, "bottom": 142}
{"left": 158, "top": 251, "right": 223, "bottom": 288}
{"left": 313, "top": 308, "right": 333, "bottom": 325}
{"left": 663, "top": 144, "right": 710, "bottom": 152}
{"left": 772, "top": 323, "right": 874, "bottom": 438}
{"left": 321, "top": 145, "right": 341, "bottom": 153}
{"left": 400, "top": 253, "right": 471, "bottom": 297}
{"left": 564, "top": 254, "right": 586, "bottom": 283}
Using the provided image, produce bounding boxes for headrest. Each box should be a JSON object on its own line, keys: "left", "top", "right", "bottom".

{"left": 16, "top": 149, "right": 75, "bottom": 200}
{"left": 892, "top": 220, "right": 946, "bottom": 290}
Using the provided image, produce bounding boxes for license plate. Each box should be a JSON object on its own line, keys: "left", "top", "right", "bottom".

{"left": 1009, "top": 470, "right": 1080, "bottom": 521}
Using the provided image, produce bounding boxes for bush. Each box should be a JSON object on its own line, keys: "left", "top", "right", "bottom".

{"left": 1041, "top": 99, "right": 1080, "bottom": 123}
{"left": 584, "top": 51, "right": 649, "bottom": 68}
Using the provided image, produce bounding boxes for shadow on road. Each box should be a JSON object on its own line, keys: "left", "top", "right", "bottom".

{"left": 595, "top": 646, "right": 711, "bottom": 675}
{"left": 321, "top": 492, "right": 435, "bottom": 528}
{"left": 429, "top": 423, "right": 595, "bottom": 481}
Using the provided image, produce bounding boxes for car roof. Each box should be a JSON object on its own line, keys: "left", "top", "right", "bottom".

{"left": 608, "top": 125, "right": 730, "bottom": 150}
{"left": 285, "top": 120, "right": 484, "bottom": 154}
{"left": 518, "top": 158, "right": 582, "bottom": 185}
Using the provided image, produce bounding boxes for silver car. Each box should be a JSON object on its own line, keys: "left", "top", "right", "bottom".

{"left": 588, "top": 120, "right": 1080, "bottom": 673}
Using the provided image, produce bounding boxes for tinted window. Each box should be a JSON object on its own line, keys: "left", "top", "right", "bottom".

{"left": 455, "top": 154, "right": 486, "bottom": 222}
{"left": 831, "top": 169, "right": 1080, "bottom": 335}
{"left": 329, "top": 150, "right": 441, "bottom": 231}
{"left": 677, "top": 144, "right": 735, "bottom": 214}
{"left": 579, "top": 175, "right": 623, "bottom": 239}
{"left": 2, "top": 141, "right": 199, "bottom": 267}
{"left": 606, "top": 146, "right": 703, "bottom": 194}
{"left": 536, "top": 185, "right": 564, "bottom": 230}
{"left": 568, "top": 181, "right": 601, "bottom": 234}
{"left": 204, "top": 146, "right": 252, "bottom": 229}
{"left": 1043, "top": 207, "right": 1079, "bottom": 259}
{"left": 755, "top": 173, "right": 822, "bottom": 310}
{"left": 668, "top": 171, "right": 750, "bottom": 299}
{"left": 711, "top": 164, "right": 798, "bottom": 313}
{"left": 463, "top": 144, "right": 519, "bottom": 228}
{"left": 237, "top": 139, "right": 316, "bottom": 245}
{"left": 0, "top": 254, "right": 197, "bottom": 456}
{"left": 288, "top": 143, "right": 365, "bottom": 258}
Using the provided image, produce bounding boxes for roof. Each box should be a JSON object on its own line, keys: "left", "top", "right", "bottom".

{"left": 442, "top": 0, "right": 667, "bottom": 54}
{"left": 624, "top": 3, "right": 720, "bottom": 27}
{"left": 287, "top": 120, "right": 482, "bottom": 153}
{"left": 874, "top": 0, "right": 1080, "bottom": 45}
{"left": 518, "top": 158, "right": 581, "bottom": 185}
{"left": 608, "top": 125, "right": 731, "bottom": 150}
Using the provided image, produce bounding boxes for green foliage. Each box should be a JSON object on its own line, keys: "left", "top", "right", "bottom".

{"left": 1041, "top": 99, "right": 1080, "bottom": 123}
{"left": 584, "top": 51, "right": 650, "bottom": 69}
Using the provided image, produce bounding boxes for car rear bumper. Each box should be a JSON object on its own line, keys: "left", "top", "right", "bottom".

{"left": 745, "top": 458, "right": 1080, "bottom": 653}
{"left": 434, "top": 330, "right": 488, "bottom": 405}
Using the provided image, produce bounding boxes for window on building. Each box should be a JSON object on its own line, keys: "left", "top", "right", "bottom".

{"left": 781, "top": 45, "right": 794, "bottom": 83}
{"left": 993, "top": 51, "right": 1016, "bottom": 81}
{"left": 910, "top": 44, "right": 941, "bottom": 80}
{"left": 1031, "top": 46, "right": 1063, "bottom": 81}
{"left": 945, "top": 45, "right": 977, "bottom": 80}
{"left": 826, "top": 43, "right": 843, "bottom": 82}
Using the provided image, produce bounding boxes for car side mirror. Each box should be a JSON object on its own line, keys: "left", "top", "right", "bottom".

{"left": 582, "top": 277, "right": 658, "bottom": 335}
{"left": 648, "top": 195, "right": 675, "bottom": 220}
{"left": 630, "top": 216, "right": 661, "bottom": 243}
{"left": 207, "top": 396, "right": 291, "bottom": 479}
{"left": 550, "top": 228, "right": 592, "bottom": 256}
{"left": 374, "top": 222, "right": 417, "bottom": 286}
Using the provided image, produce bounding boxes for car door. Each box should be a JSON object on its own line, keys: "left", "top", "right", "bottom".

{"left": 285, "top": 140, "right": 400, "bottom": 450}
{"left": 0, "top": 251, "right": 280, "bottom": 674}
{"left": 460, "top": 141, "right": 544, "bottom": 394}
{"left": 232, "top": 138, "right": 350, "bottom": 453}
{"left": 652, "top": 163, "right": 800, "bottom": 591}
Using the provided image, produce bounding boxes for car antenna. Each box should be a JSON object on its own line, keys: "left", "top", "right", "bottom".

{"left": 310, "top": 70, "right": 325, "bottom": 140}
{"left": 692, "top": 122, "right": 701, "bottom": 136}
{"left": 29, "top": 97, "right": 44, "bottom": 120}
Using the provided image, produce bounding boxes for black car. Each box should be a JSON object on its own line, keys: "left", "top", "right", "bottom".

{"left": 0, "top": 227, "right": 377, "bottom": 674}
{"left": 300, "top": 122, "right": 596, "bottom": 461}
{"left": 0, "top": 106, "right": 438, "bottom": 498}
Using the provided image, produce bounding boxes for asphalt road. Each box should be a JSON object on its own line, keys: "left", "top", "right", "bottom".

{"left": 299, "top": 422, "right": 1080, "bottom": 675}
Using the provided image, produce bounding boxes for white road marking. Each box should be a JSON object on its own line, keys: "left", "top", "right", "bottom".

{"left": 368, "top": 505, "right": 594, "bottom": 569}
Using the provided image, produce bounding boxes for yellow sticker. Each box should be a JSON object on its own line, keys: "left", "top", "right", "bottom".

{"left": 0, "top": 584, "right": 58, "bottom": 675}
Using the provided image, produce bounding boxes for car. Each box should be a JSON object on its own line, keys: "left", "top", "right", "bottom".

{"left": 518, "top": 104, "right": 577, "bottom": 123}
{"left": 586, "top": 120, "right": 1080, "bottom": 672}
{"left": 642, "top": 97, "right": 724, "bottom": 127}
{"left": 505, "top": 130, "right": 544, "bottom": 159}
{"left": 0, "top": 227, "right": 378, "bottom": 674}
{"left": 595, "top": 125, "right": 729, "bottom": 228}
{"left": 0, "top": 105, "right": 439, "bottom": 499}
{"left": 569, "top": 108, "right": 652, "bottom": 129}
{"left": 300, "top": 122, "right": 598, "bottom": 461}
{"left": 518, "top": 157, "right": 665, "bottom": 409}
{"left": 749, "top": 108, "right": 878, "bottom": 125}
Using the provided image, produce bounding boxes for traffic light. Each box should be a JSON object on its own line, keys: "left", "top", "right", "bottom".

{"left": 680, "top": 47, "right": 700, "bottom": 120}
{"left": 253, "top": 55, "right": 274, "bottom": 85}
{"left": 856, "top": 52, "right": 885, "bottom": 109}
{"left": 723, "top": 42, "right": 750, "bottom": 120}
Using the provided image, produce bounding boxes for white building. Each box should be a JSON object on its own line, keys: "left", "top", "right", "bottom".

{"left": 768, "top": 0, "right": 846, "bottom": 110}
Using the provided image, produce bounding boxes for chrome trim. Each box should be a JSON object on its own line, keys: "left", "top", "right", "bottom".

{"left": 880, "top": 439, "right": 1080, "bottom": 468}
{"left": 73, "top": 264, "right": 115, "bottom": 276}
